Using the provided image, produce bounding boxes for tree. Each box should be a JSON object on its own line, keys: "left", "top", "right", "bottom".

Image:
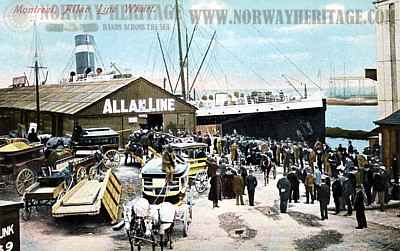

{"left": 208, "top": 95, "right": 214, "bottom": 100}
{"left": 201, "top": 95, "right": 208, "bottom": 101}
{"left": 234, "top": 91, "right": 240, "bottom": 98}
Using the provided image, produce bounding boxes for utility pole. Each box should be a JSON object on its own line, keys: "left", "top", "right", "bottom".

{"left": 175, "top": 0, "right": 186, "bottom": 100}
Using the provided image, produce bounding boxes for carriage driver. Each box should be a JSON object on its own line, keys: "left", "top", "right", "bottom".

{"left": 162, "top": 145, "right": 176, "bottom": 183}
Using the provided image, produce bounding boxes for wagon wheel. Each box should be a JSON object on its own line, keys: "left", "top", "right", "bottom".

{"left": 104, "top": 150, "right": 121, "bottom": 169}
{"left": 57, "top": 190, "right": 66, "bottom": 201}
{"left": 194, "top": 170, "right": 208, "bottom": 194}
{"left": 88, "top": 166, "right": 97, "bottom": 180}
{"left": 75, "top": 166, "right": 87, "bottom": 183}
{"left": 16, "top": 168, "right": 36, "bottom": 195}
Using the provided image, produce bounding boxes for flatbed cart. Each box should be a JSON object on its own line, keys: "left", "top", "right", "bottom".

{"left": 22, "top": 176, "right": 65, "bottom": 220}
{"left": 22, "top": 154, "right": 103, "bottom": 220}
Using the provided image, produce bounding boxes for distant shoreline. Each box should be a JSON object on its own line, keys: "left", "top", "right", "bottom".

{"left": 325, "top": 127, "right": 371, "bottom": 140}
{"left": 327, "top": 98, "right": 378, "bottom": 106}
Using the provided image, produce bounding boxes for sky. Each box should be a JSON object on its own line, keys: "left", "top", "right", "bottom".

{"left": 0, "top": 0, "right": 377, "bottom": 95}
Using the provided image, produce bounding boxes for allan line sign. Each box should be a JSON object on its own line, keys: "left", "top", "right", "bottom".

{"left": 103, "top": 98, "right": 175, "bottom": 114}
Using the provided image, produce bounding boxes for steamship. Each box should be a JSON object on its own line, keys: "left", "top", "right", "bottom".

{"left": 64, "top": 33, "right": 326, "bottom": 142}
{"left": 193, "top": 91, "right": 326, "bottom": 142}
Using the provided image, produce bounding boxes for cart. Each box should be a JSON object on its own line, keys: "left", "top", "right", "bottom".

{"left": 21, "top": 154, "right": 104, "bottom": 220}
{"left": 72, "top": 128, "right": 121, "bottom": 169}
{"left": 0, "top": 142, "right": 47, "bottom": 195}
{"left": 141, "top": 158, "right": 192, "bottom": 237}
{"left": 168, "top": 143, "right": 209, "bottom": 193}
{"left": 22, "top": 176, "right": 65, "bottom": 220}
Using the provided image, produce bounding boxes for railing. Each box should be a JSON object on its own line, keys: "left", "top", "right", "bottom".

{"left": 194, "top": 95, "right": 308, "bottom": 109}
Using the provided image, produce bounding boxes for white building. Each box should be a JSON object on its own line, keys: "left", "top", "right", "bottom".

{"left": 376, "top": 0, "right": 400, "bottom": 119}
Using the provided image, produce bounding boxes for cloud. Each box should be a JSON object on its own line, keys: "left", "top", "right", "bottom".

{"left": 275, "top": 3, "right": 347, "bottom": 33}
{"left": 219, "top": 31, "right": 294, "bottom": 47}
{"left": 275, "top": 24, "right": 322, "bottom": 33}
{"left": 325, "top": 3, "right": 345, "bottom": 11}
{"left": 324, "top": 3, "right": 347, "bottom": 24}
{"left": 268, "top": 52, "right": 310, "bottom": 61}
{"left": 329, "top": 34, "right": 374, "bottom": 44}
{"left": 191, "top": 0, "right": 227, "bottom": 9}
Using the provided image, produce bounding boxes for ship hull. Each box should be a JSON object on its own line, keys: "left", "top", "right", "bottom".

{"left": 196, "top": 99, "right": 326, "bottom": 143}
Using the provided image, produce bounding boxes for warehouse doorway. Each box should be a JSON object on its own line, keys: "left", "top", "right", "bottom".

{"left": 147, "top": 114, "right": 163, "bottom": 130}
{"left": 0, "top": 115, "right": 12, "bottom": 135}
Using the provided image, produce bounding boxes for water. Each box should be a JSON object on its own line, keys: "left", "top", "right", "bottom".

{"left": 326, "top": 105, "right": 379, "bottom": 151}
{"left": 325, "top": 138, "right": 369, "bottom": 152}
{"left": 326, "top": 105, "right": 379, "bottom": 131}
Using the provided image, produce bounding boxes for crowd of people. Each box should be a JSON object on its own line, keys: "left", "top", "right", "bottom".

{"left": 199, "top": 132, "right": 400, "bottom": 230}
{"left": 126, "top": 128, "right": 399, "bottom": 230}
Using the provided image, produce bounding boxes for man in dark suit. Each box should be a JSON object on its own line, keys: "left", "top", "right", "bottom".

{"left": 277, "top": 175, "right": 291, "bottom": 213}
{"left": 318, "top": 177, "right": 331, "bottom": 220}
{"left": 246, "top": 169, "right": 258, "bottom": 206}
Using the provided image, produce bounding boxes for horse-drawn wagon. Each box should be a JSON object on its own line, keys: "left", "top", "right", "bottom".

{"left": 0, "top": 140, "right": 47, "bottom": 195}
{"left": 72, "top": 128, "right": 121, "bottom": 169}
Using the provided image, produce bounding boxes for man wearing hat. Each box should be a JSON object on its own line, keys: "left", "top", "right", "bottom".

{"left": 354, "top": 185, "right": 368, "bottom": 229}
{"left": 372, "top": 166, "right": 387, "bottom": 212}
{"left": 343, "top": 172, "right": 355, "bottom": 216}
{"left": 277, "top": 174, "right": 291, "bottom": 213}
{"left": 287, "top": 167, "right": 300, "bottom": 203}
{"left": 162, "top": 145, "right": 175, "bottom": 183}
{"left": 318, "top": 176, "right": 331, "bottom": 220}
{"left": 332, "top": 176, "right": 343, "bottom": 214}
{"left": 308, "top": 148, "right": 316, "bottom": 172}
{"left": 230, "top": 141, "right": 238, "bottom": 165}
{"left": 246, "top": 168, "right": 258, "bottom": 206}
{"left": 207, "top": 157, "right": 222, "bottom": 208}
{"left": 232, "top": 170, "right": 245, "bottom": 206}
{"left": 305, "top": 169, "right": 315, "bottom": 204}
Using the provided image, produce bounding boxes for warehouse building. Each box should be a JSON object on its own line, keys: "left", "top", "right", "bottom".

{"left": 374, "top": 0, "right": 400, "bottom": 169}
{"left": 0, "top": 77, "right": 197, "bottom": 143}
{"left": 374, "top": 112, "right": 400, "bottom": 168}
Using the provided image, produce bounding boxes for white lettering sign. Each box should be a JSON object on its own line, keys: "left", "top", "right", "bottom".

{"left": 0, "top": 241, "right": 14, "bottom": 251}
{"left": 0, "top": 225, "right": 14, "bottom": 240}
{"left": 128, "top": 117, "right": 138, "bottom": 123}
{"left": 102, "top": 98, "right": 176, "bottom": 114}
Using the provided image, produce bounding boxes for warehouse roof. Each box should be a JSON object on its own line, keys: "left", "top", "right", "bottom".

{"left": 0, "top": 77, "right": 196, "bottom": 115}
{"left": 375, "top": 110, "right": 400, "bottom": 126}
{"left": 0, "top": 78, "right": 130, "bottom": 115}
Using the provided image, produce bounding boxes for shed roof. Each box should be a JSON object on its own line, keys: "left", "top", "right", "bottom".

{"left": 0, "top": 78, "right": 130, "bottom": 115}
{"left": 0, "top": 77, "right": 196, "bottom": 115}
{"left": 374, "top": 110, "right": 400, "bottom": 126}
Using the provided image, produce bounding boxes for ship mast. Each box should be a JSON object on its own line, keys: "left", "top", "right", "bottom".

{"left": 175, "top": 0, "right": 186, "bottom": 100}
{"left": 29, "top": 22, "right": 46, "bottom": 132}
